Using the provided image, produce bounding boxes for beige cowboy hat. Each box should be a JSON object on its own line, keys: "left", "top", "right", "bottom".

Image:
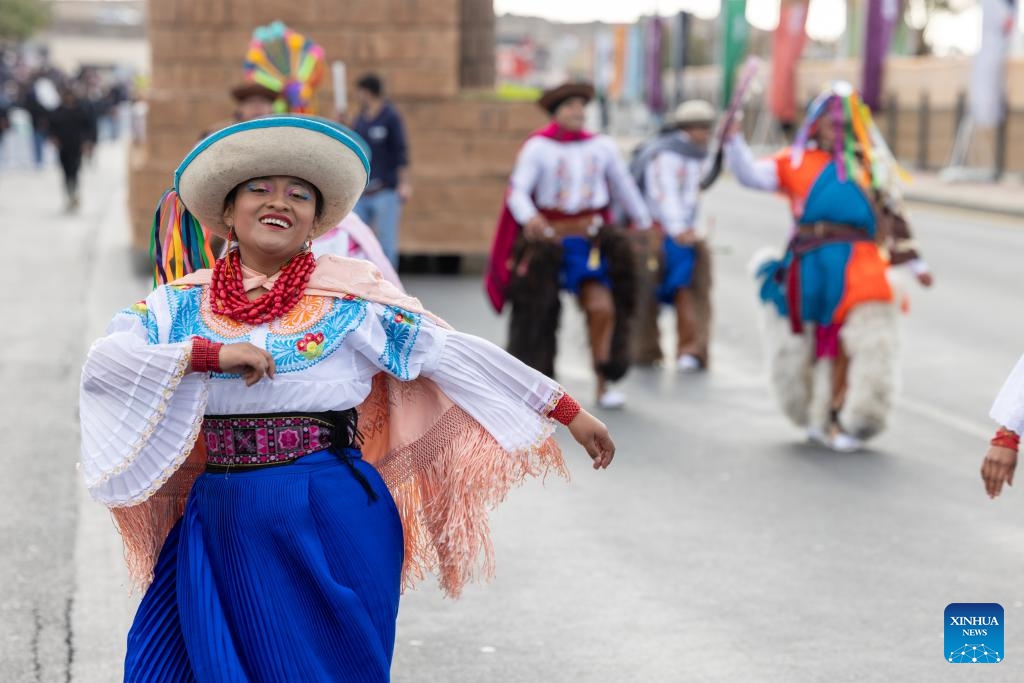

{"left": 175, "top": 115, "right": 370, "bottom": 239}
{"left": 667, "top": 100, "right": 717, "bottom": 128}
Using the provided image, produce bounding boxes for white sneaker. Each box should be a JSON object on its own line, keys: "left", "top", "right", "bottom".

{"left": 807, "top": 427, "right": 830, "bottom": 446}
{"left": 597, "top": 389, "right": 627, "bottom": 410}
{"left": 676, "top": 354, "right": 702, "bottom": 373}
{"left": 830, "top": 431, "right": 864, "bottom": 453}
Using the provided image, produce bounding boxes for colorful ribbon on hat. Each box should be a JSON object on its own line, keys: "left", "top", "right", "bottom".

{"left": 150, "top": 189, "right": 216, "bottom": 288}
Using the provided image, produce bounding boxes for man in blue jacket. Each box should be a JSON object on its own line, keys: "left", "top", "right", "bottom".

{"left": 351, "top": 73, "right": 411, "bottom": 268}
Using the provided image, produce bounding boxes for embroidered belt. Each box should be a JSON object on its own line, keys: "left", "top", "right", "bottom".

{"left": 538, "top": 209, "right": 607, "bottom": 239}
{"left": 783, "top": 224, "right": 873, "bottom": 334}
{"left": 202, "top": 412, "right": 348, "bottom": 471}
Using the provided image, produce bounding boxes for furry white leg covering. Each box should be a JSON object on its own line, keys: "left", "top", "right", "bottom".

{"left": 808, "top": 354, "right": 834, "bottom": 434}
{"left": 838, "top": 302, "right": 901, "bottom": 440}
{"left": 762, "top": 305, "right": 816, "bottom": 428}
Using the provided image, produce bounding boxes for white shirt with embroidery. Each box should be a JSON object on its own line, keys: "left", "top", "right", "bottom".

{"left": 642, "top": 136, "right": 704, "bottom": 238}
{"left": 80, "top": 284, "right": 562, "bottom": 506}
{"left": 506, "top": 135, "right": 652, "bottom": 229}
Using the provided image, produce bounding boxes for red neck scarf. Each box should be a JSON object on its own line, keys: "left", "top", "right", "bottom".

{"left": 533, "top": 122, "right": 595, "bottom": 143}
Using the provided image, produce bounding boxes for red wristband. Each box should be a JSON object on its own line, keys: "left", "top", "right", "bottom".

{"left": 190, "top": 336, "right": 223, "bottom": 374}
{"left": 992, "top": 428, "right": 1020, "bottom": 452}
{"left": 548, "top": 393, "right": 581, "bottom": 426}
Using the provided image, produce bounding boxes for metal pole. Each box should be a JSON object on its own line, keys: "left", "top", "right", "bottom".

{"left": 917, "top": 92, "right": 929, "bottom": 170}
{"left": 995, "top": 98, "right": 1008, "bottom": 180}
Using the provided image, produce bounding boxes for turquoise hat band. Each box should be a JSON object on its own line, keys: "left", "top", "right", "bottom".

{"left": 174, "top": 115, "right": 371, "bottom": 194}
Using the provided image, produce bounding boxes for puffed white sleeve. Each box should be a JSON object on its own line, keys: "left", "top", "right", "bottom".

{"left": 724, "top": 135, "right": 780, "bottom": 192}
{"left": 991, "top": 355, "right": 1024, "bottom": 435}
{"left": 351, "top": 303, "right": 563, "bottom": 452}
{"left": 79, "top": 287, "right": 209, "bottom": 506}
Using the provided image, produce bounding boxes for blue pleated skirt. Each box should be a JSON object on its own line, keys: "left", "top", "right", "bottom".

{"left": 124, "top": 449, "right": 404, "bottom": 683}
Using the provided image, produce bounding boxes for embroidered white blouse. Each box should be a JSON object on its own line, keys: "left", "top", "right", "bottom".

{"left": 506, "top": 135, "right": 653, "bottom": 228}
{"left": 80, "top": 283, "right": 562, "bottom": 506}
{"left": 992, "top": 355, "right": 1024, "bottom": 435}
{"left": 642, "top": 139, "right": 704, "bottom": 237}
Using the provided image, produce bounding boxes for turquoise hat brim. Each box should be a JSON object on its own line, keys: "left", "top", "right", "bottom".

{"left": 175, "top": 115, "right": 371, "bottom": 238}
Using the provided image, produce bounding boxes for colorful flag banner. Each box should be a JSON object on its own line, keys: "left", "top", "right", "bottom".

{"left": 645, "top": 16, "right": 666, "bottom": 114}
{"left": 861, "top": 0, "right": 902, "bottom": 112}
{"left": 768, "top": 0, "right": 808, "bottom": 125}
{"left": 719, "top": 0, "right": 749, "bottom": 108}
{"left": 970, "top": 0, "right": 1016, "bottom": 127}
{"left": 671, "top": 11, "right": 691, "bottom": 106}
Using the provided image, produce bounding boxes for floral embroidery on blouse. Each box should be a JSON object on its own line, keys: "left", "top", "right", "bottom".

{"left": 167, "top": 286, "right": 252, "bottom": 345}
{"left": 378, "top": 305, "right": 421, "bottom": 380}
{"left": 119, "top": 300, "right": 160, "bottom": 344}
{"left": 265, "top": 297, "right": 367, "bottom": 373}
{"left": 269, "top": 295, "right": 333, "bottom": 335}
{"left": 296, "top": 332, "right": 326, "bottom": 360}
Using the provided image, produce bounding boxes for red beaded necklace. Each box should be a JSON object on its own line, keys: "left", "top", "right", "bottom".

{"left": 210, "top": 249, "right": 317, "bottom": 325}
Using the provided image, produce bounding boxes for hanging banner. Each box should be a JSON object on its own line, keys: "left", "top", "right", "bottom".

{"left": 970, "top": 0, "right": 1016, "bottom": 127}
{"left": 861, "top": 0, "right": 902, "bottom": 112}
{"left": 768, "top": 0, "right": 808, "bottom": 126}
{"left": 719, "top": 0, "right": 749, "bottom": 108}
{"left": 594, "top": 29, "right": 615, "bottom": 97}
{"left": 646, "top": 16, "right": 666, "bottom": 115}
{"left": 671, "top": 11, "right": 691, "bottom": 106}
{"left": 624, "top": 21, "right": 645, "bottom": 102}
{"left": 610, "top": 24, "right": 628, "bottom": 99}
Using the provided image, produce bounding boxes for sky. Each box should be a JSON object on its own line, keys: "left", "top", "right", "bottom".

{"left": 493, "top": 0, "right": 1024, "bottom": 54}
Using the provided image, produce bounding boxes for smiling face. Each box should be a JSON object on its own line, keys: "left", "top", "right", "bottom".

{"left": 223, "top": 176, "right": 320, "bottom": 265}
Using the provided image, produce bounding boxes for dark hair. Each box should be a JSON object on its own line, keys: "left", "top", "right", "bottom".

{"left": 356, "top": 73, "right": 382, "bottom": 97}
{"left": 224, "top": 180, "right": 325, "bottom": 221}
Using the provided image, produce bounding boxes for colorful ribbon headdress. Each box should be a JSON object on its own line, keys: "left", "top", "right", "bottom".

{"left": 790, "top": 80, "right": 908, "bottom": 191}
{"left": 244, "top": 21, "right": 327, "bottom": 114}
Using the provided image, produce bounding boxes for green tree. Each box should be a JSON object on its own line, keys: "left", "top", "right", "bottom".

{"left": 0, "top": 0, "right": 52, "bottom": 42}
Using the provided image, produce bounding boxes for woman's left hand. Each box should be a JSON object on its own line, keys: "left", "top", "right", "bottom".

{"left": 567, "top": 410, "right": 615, "bottom": 470}
{"left": 981, "top": 445, "right": 1017, "bottom": 498}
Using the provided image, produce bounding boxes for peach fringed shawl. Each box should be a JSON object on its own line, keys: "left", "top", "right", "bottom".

{"left": 110, "top": 255, "right": 566, "bottom": 598}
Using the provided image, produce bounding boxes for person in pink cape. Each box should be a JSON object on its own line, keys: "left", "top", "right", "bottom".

{"left": 486, "top": 81, "right": 652, "bottom": 409}
{"left": 312, "top": 211, "right": 403, "bottom": 290}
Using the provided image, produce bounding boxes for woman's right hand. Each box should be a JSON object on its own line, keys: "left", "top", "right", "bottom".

{"left": 217, "top": 342, "right": 276, "bottom": 386}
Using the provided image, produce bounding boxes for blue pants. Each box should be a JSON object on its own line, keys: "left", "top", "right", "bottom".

{"left": 656, "top": 238, "right": 698, "bottom": 304}
{"left": 354, "top": 189, "right": 402, "bottom": 268}
{"left": 560, "top": 236, "right": 612, "bottom": 294}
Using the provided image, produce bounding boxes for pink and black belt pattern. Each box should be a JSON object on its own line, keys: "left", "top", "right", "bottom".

{"left": 202, "top": 413, "right": 337, "bottom": 470}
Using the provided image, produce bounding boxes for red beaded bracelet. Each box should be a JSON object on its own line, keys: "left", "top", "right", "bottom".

{"left": 991, "top": 427, "right": 1020, "bottom": 452}
{"left": 548, "top": 393, "right": 581, "bottom": 426}
{"left": 190, "top": 336, "right": 223, "bottom": 374}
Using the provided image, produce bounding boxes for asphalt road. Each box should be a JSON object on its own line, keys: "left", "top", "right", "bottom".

{"left": 2, "top": 141, "right": 1023, "bottom": 682}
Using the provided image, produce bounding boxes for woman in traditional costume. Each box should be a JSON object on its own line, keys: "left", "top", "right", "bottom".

{"left": 723, "top": 82, "right": 932, "bottom": 452}
{"left": 80, "top": 115, "right": 614, "bottom": 682}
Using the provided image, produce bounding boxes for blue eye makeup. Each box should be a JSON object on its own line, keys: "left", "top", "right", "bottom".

{"left": 245, "top": 180, "right": 270, "bottom": 193}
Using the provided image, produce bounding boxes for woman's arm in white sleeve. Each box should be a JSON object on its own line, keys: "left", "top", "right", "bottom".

{"left": 79, "top": 289, "right": 209, "bottom": 506}
{"left": 352, "top": 302, "right": 567, "bottom": 452}
{"left": 724, "top": 135, "right": 780, "bottom": 191}
{"left": 991, "top": 354, "right": 1024, "bottom": 435}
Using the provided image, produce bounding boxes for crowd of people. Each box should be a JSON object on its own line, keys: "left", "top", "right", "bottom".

{"left": 0, "top": 50, "right": 133, "bottom": 209}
